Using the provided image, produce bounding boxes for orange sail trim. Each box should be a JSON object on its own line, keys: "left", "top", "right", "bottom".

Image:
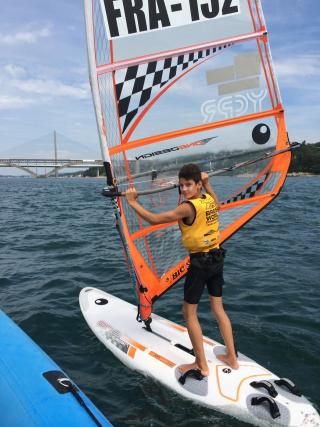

{"left": 159, "top": 257, "right": 190, "bottom": 291}
{"left": 119, "top": 205, "right": 159, "bottom": 282}
{"left": 109, "top": 108, "right": 283, "bottom": 156}
{"left": 261, "top": 38, "right": 281, "bottom": 107}
{"left": 131, "top": 222, "right": 176, "bottom": 241}
{"left": 254, "top": 0, "right": 264, "bottom": 29}
{"left": 246, "top": 0, "right": 275, "bottom": 109}
{"left": 113, "top": 116, "right": 290, "bottom": 318}
{"left": 248, "top": 0, "right": 280, "bottom": 109}
{"left": 116, "top": 199, "right": 160, "bottom": 320}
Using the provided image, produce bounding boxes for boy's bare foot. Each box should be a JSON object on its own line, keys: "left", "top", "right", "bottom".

{"left": 216, "top": 353, "right": 239, "bottom": 370}
{"left": 178, "top": 362, "right": 209, "bottom": 377}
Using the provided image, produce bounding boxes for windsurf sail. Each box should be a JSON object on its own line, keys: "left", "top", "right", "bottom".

{"left": 84, "top": 0, "right": 292, "bottom": 322}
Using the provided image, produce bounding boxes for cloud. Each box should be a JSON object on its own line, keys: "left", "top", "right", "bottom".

{"left": 71, "top": 66, "right": 88, "bottom": 76}
{"left": 0, "top": 95, "right": 36, "bottom": 109}
{"left": 275, "top": 55, "right": 320, "bottom": 78}
{"left": 0, "top": 63, "right": 90, "bottom": 110}
{"left": 3, "top": 64, "right": 27, "bottom": 78}
{"left": 0, "top": 26, "right": 51, "bottom": 45}
{"left": 11, "top": 78, "right": 89, "bottom": 99}
{"left": 274, "top": 55, "right": 320, "bottom": 97}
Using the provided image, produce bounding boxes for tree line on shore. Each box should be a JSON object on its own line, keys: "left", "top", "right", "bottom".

{"left": 288, "top": 142, "right": 319, "bottom": 174}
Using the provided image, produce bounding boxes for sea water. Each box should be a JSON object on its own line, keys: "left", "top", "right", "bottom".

{"left": 0, "top": 176, "right": 319, "bottom": 427}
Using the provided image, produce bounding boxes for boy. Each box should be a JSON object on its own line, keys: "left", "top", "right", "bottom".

{"left": 125, "top": 164, "right": 238, "bottom": 375}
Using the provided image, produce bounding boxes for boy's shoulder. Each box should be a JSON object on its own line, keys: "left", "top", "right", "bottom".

{"left": 198, "top": 193, "right": 213, "bottom": 202}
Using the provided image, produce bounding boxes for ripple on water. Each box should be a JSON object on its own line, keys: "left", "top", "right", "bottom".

{"left": 0, "top": 177, "right": 319, "bottom": 424}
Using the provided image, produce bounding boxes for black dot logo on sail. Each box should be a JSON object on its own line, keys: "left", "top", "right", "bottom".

{"left": 252, "top": 123, "right": 271, "bottom": 145}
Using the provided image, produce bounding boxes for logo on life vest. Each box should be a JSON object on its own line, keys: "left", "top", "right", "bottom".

{"left": 104, "top": 0, "right": 241, "bottom": 39}
{"left": 206, "top": 207, "right": 218, "bottom": 224}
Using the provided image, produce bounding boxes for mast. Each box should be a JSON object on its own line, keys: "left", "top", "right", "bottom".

{"left": 54, "top": 130, "right": 58, "bottom": 178}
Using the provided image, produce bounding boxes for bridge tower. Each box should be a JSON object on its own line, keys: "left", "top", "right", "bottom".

{"left": 54, "top": 130, "right": 58, "bottom": 178}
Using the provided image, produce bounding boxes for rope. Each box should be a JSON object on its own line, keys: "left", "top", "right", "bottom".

{"left": 57, "top": 378, "right": 104, "bottom": 427}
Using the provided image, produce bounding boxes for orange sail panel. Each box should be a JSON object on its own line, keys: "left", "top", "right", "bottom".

{"left": 84, "top": 0, "right": 290, "bottom": 321}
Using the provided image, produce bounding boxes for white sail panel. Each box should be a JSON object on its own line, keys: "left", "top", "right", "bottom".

{"left": 118, "top": 40, "right": 275, "bottom": 141}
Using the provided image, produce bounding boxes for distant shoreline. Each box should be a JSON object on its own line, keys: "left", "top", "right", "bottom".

{"left": 287, "top": 172, "right": 319, "bottom": 177}
{"left": 0, "top": 172, "right": 319, "bottom": 179}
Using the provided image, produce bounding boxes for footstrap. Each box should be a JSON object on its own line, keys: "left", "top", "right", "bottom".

{"left": 251, "top": 396, "right": 280, "bottom": 419}
{"left": 274, "top": 378, "right": 302, "bottom": 396}
{"left": 178, "top": 369, "right": 204, "bottom": 385}
{"left": 250, "top": 380, "right": 278, "bottom": 398}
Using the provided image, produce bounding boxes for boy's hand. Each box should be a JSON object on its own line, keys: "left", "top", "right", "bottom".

{"left": 201, "top": 172, "right": 209, "bottom": 186}
{"left": 125, "top": 187, "right": 138, "bottom": 204}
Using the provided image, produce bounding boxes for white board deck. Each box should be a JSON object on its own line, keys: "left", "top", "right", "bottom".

{"left": 80, "top": 287, "right": 320, "bottom": 427}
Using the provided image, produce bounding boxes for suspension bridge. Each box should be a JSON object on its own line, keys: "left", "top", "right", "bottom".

{"left": 0, "top": 131, "right": 103, "bottom": 178}
{"left": 0, "top": 158, "right": 103, "bottom": 178}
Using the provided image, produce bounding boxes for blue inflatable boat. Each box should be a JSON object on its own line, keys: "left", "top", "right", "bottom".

{"left": 0, "top": 309, "right": 112, "bottom": 427}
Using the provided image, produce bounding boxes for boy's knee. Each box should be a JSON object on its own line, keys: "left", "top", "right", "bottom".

{"left": 182, "top": 302, "right": 197, "bottom": 320}
{"left": 212, "top": 306, "right": 225, "bottom": 320}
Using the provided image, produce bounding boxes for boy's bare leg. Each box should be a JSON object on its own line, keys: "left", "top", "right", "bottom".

{"left": 179, "top": 302, "right": 210, "bottom": 376}
{"left": 210, "top": 296, "right": 239, "bottom": 369}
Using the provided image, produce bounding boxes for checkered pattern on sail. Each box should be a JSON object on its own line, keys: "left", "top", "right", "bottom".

{"left": 115, "top": 46, "right": 230, "bottom": 134}
{"left": 224, "top": 172, "right": 270, "bottom": 204}
{"left": 220, "top": 202, "right": 259, "bottom": 232}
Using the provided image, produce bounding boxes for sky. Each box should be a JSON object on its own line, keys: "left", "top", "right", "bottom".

{"left": 0, "top": 0, "right": 319, "bottom": 168}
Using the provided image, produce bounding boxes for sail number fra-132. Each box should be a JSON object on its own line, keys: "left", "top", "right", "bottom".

{"left": 104, "top": 0, "right": 240, "bottom": 38}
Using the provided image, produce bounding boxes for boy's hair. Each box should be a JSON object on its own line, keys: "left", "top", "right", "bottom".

{"left": 178, "top": 164, "right": 201, "bottom": 183}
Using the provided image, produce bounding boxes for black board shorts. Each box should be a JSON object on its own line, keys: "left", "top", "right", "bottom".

{"left": 184, "top": 248, "right": 225, "bottom": 304}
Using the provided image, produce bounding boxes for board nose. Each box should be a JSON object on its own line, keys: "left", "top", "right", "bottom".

{"left": 79, "top": 287, "right": 95, "bottom": 312}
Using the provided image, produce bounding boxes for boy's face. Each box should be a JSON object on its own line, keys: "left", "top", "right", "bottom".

{"left": 179, "top": 178, "right": 202, "bottom": 199}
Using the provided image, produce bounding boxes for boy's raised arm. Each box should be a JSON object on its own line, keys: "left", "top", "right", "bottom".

{"left": 201, "top": 172, "right": 220, "bottom": 209}
{"left": 125, "top": 188, "right": 193, "bottom": 225}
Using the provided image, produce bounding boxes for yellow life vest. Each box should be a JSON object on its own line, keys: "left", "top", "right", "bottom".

{"left": 179, "top": 193, "right": 220, "bottom": 253}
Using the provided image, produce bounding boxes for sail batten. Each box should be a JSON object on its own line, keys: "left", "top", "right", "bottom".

{"left": 96, "top": 30, "right": 266, "bottom": 74}
{"left": 109, "top": 108, "right": 283, "bottom": 156}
